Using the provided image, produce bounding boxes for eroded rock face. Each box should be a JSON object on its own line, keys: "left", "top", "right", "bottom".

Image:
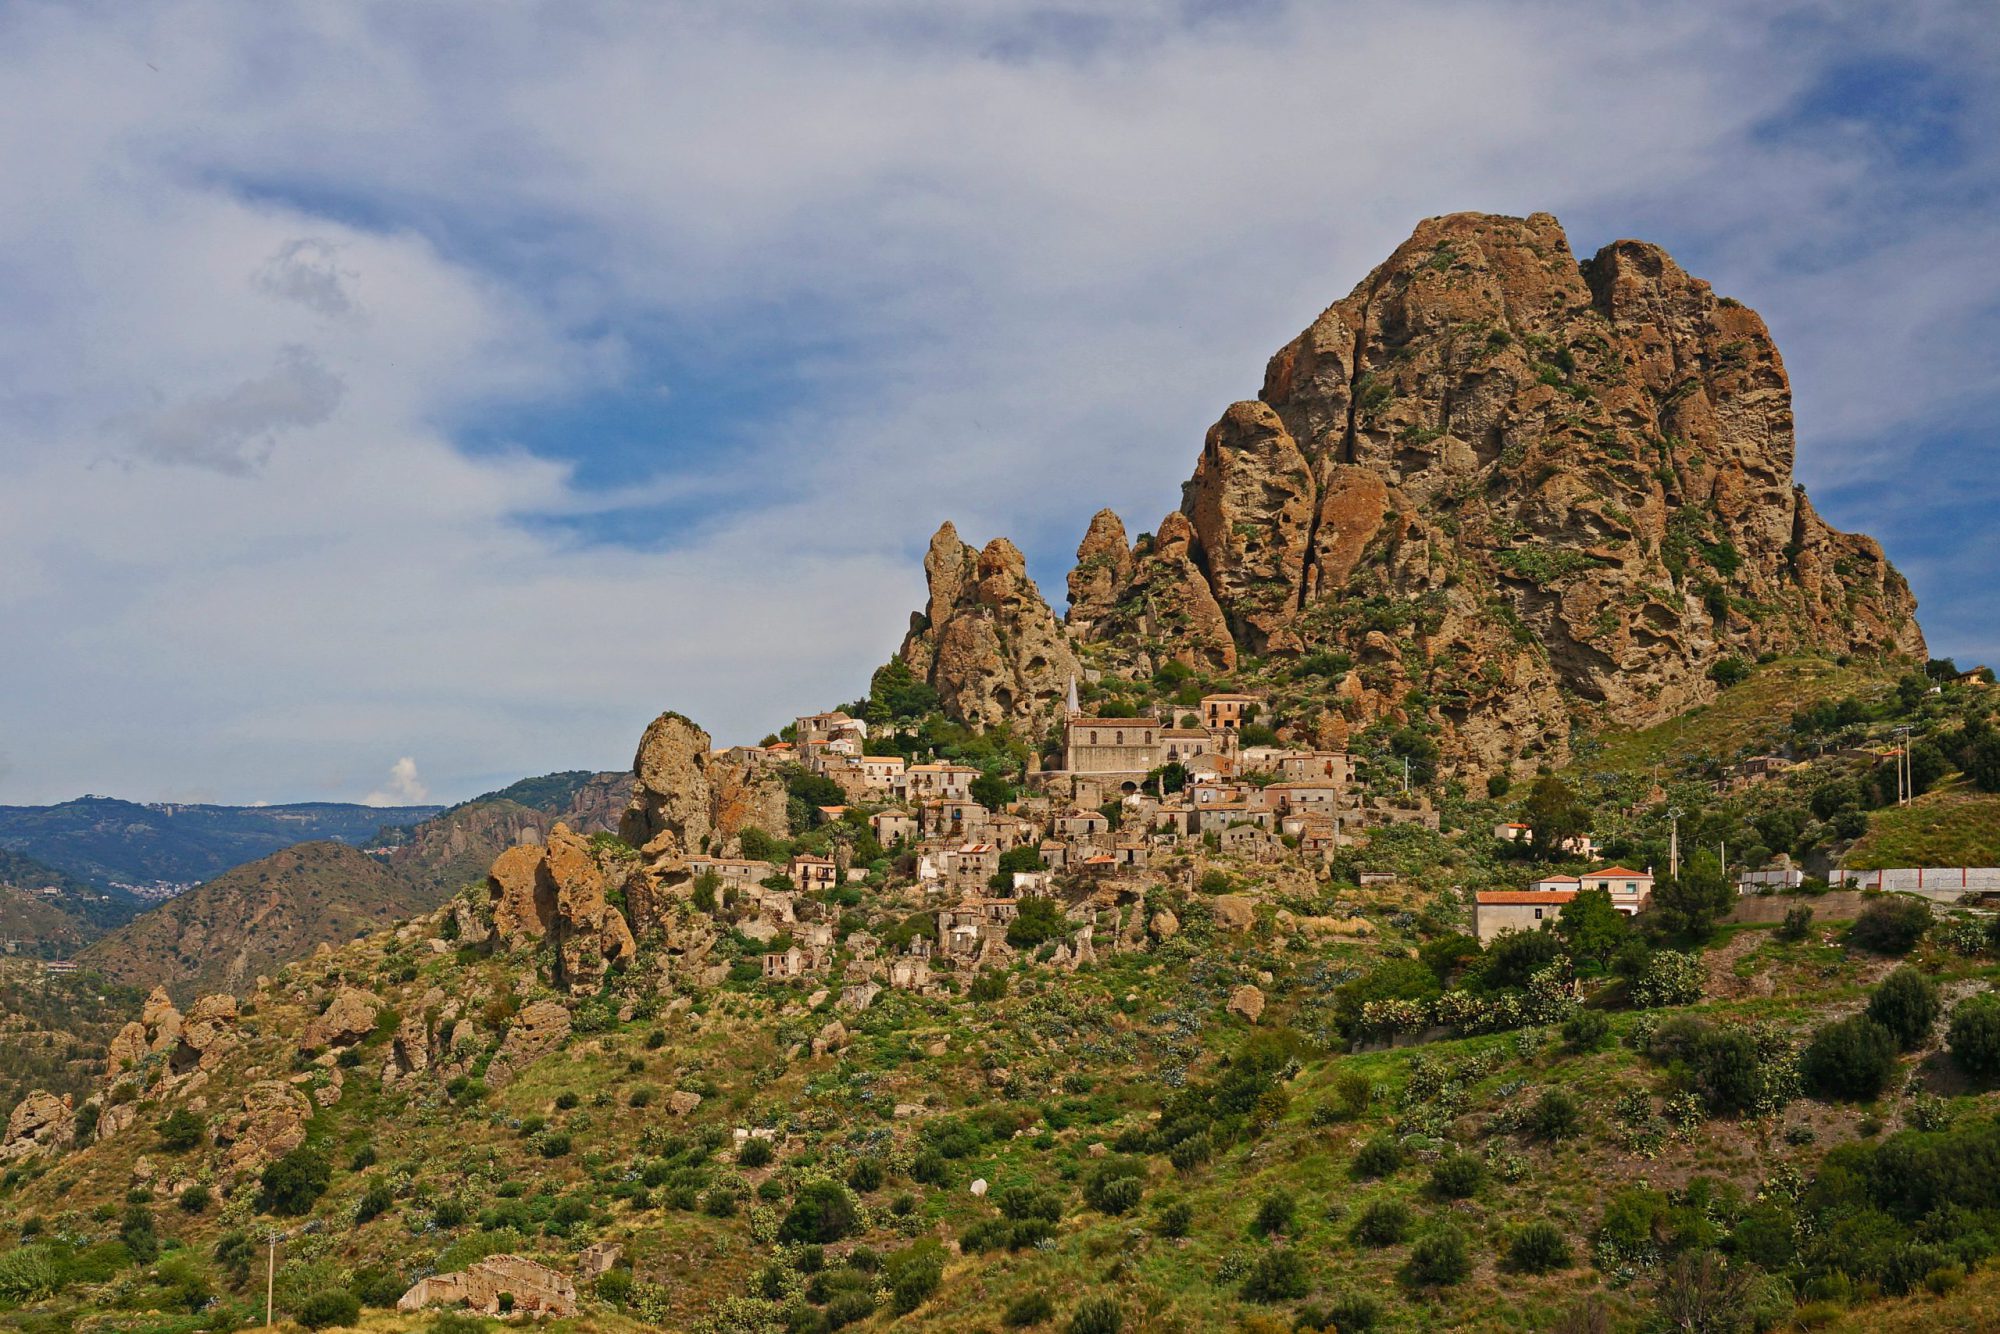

{"left": 900, "top": 523, "right": 1082, "bottom": 733}
{"left": 1066, "top": 509, "right": 1134, "bottom": 632}
{"left": 1067, "top": 511, "right": 1237, "bottom": 677}
{"left": 215, "top": 1081, "right": 312, "bottom": 1175}
{"left": 486, "top": 825, "right": 637, "bottom": 992}
{"left": 543, "top": 824, "right": 638, "bottom": 991}
{"left": 1, "top": 1091, "right": 74, "bottom": 1162}
{"left": 485, "top": 1000, "right": 572, "bottom": 1089}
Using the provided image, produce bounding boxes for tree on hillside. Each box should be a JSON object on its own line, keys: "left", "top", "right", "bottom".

{"left": 1145, "top": 761, "right": 1190, "bottom": 796}
{"left": 1966, "top": 734, "right": 2000, "bottom": 795}
{"left": 1006, "top": 896, "right": 1069, "bottom": 948}
{"left": 970, "top": 770, "right": 1016, "bottom": 811}
{"left": 1521, "top": 775, "right": 1590, "bottom": 861}
{"left": 1552, "top": 888, "right": 1631, "bottom": 971}
{"left": 1646, "top": 850, "right": 1733, "bottom": 942}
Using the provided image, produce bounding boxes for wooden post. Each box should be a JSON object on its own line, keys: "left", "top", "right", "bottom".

{"left": 266, "top": 1234, "right": 276, "bottom": 1326}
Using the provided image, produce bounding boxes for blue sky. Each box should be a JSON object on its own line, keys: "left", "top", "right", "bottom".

{"left": 0, "top": 0, "right": 1995, "bottom": 806}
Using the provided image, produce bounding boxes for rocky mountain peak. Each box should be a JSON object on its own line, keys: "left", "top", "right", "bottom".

{"left": 902, "top": 211, "right": 1922, "bottom": 775}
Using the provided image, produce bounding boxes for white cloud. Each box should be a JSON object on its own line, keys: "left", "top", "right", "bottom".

{"left": 0, "top": 0, "right": 1992, "bottom": 804}
{"left": 363, "top": 757, "right": 429, "bottom": 807}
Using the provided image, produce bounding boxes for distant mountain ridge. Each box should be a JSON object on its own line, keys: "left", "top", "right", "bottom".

{"left": 78, "top": 771, "right": 625, "bottom": 999}
{"left": 0, "top": 795, "right": 440, "bottom": 892}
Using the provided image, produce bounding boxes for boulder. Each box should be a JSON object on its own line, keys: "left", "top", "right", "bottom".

{"left": 488, "top": 843, "right": 557, "bottom": 942}
{"left": 300, "top": 987, "right": 381, "bottom": 1053}
{"left": 668, "top": 1090, "right": 703, "bottom": 1116}
{"left": 543, "top": 824, "right": 638, "bottom": 992}
{"left": 1227, "top": 985, "right": 1266, "bottom": 1023}
{"left": 398, "top": 1255, "right": 577, "bottom": 1318}
{"left": 1149, "top": 909, "right": 1180, "bottom": 942}
{"left": 1211, "top": 895, "right": 1256, "bottom": 931}
{"left": 1, "top": 1091, "right": 74, "bottom": 1162}
{"left": 621, "top": 711, "right": 714, "bottom": 858}
{"left": 811, "top": 1020, "right": 848, "bottom": 1057}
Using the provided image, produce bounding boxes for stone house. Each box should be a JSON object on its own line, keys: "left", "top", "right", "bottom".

{"left": 870, "top": 810, "right": 918, "bottom": 847}
{"left": 888, "top": 955, "right": 932, "bottom": 991}
{"left": 1268, "top": 781, "right": 1341, "bottom": 816}
{"left": 398, "top": 1255, "right": 577, "bottom": 1318}
{"left": 1113, "top": 839, "right": 1150, "bottom": 869}
{"left": 1578, "top": 866, "right": 1653, "bottom": 915}
{"left": 908, "top": 763, "right": 979, "bottom": 801}
{"left": 1054, "top": 808, "right": 1111, "bottom": 841}
{"left": 1037, "top": 838, "right": 1069, "bottom": 870}
{"left": 762, "top": 945, "right": 820, "bottom": 979}
{"left": 948, "top": 843, "right": 1000, "bottom": 881}
{"left": 687, "top": 856, "right": 772, "bottom": 889}
{"left": 1473, "top": 890, "right": 1575, "bottom": 943}
{"left": 789, "top": 855, "right": 838, "bottom": 894}
{"left": 796, "top": 711, "right": 868, "bottom": 746}
{"left": 920, "top": 799, "right": 989, "bottom": 841}
{"left": 1200, "top": 693, "right": 1259, "bottom": 731}
{"left": 856, "top": 754, "right": 906, "bottom": 793}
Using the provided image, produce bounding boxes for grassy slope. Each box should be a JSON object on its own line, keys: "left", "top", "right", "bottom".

{"left": 1845, "top": 784, "right": 2000, "bottom": 870}
{"left": 1583, "top": 656, "right": 1896, "bottom": 775}
{"left": 9, "top": 874, "right": 2000, "bottom": 1334}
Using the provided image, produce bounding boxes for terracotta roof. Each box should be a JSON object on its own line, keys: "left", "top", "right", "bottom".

{"left": 1532, "top": 875, "right": 1581, "bottom": 886}
{"left": 1068, "top": 717, "right": 1159, "bottom": 728}
{"left": 1478, "top": 891, "right": 1578, "bottom": 905}
{"left": 1586, "top": 867, "right": 1651, "bottom": 879}
{"left": 1200, "top": 693, "right": 1259, "bottom": 702}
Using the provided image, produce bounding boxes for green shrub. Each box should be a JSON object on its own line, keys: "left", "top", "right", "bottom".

{"left": 259, "top": 1146, "right": 331, "bottom": 1216}
{"left": 1154, "top": 1200, "right": 1193, "bottom": 1238}
{"left": 1528, "top": 1089, "right": 1580, "bottom": 1141}
{"left": 738, "top": 1138, "right": 773, "bottom": 1168}
{"left": 885, "top": 1242, "right": 944, "bottom": 1314}
{"left": 825, "top": 1288, "right": 876, "bottom": 1328}
{"left": 1251, "top": 1189, "right": 1295, "bottom": 1237}
{"left": 155, "top": 1109, "right": 205, "bottom": 1152}
{"left": 1082, "top": 1158, "right": 1145, "bottom": 1215}
{"left": 352, "top": 1264, "right": 406, "bottom": 1307}
{"left": 846, "top": 1157, "right": 883, "bottom": 1192}
{"left": 1406, "top": 1227, "right": 1470, "bottom": 1285}
{"left": 1562, "top": 1008, "right": 1611, "bottom": 1052}
{"left": 1351, "top": 1136, "right": 1403, "bottom": 1180}
{"left": 296, "top": 1288, "right": 361, "bottom": 1329}
{"left": 178, "top": 1184, "right": 212, "bottom": 1214}
{"left": 1506, "top": 1220, "right": 1572, "bottom": 1273}
{"left": 1005, "top": 1289, "right": 1055, "bottom": 1326}
{"left": 1066, "top": 1295, "right": 1123, "bottom": 1334}
{"left": 1777, "top": 906, "right": 1815, "bottom": 942}
{"left": 1801, "top": 1015, "right": 1899, "bottom": 1100}
{"left": 780, "top": 1180, "right": 861, "bottom": 1244}
{"left": 354, "top": 1179, "right": 395, "bottom": 1223}
{"left": 1948, "top": 993, "right": 2000, "bottom": 1078}
{"left": 1868, "top": 967, "right": 1941, "bottom": 1050}
{"left": 1241, "top": 1246, "right": 1309, "bottom": 1301}
{"left": 1849, "top": 898, "right": 1933, "bottom": 955}
{"left": 1351, "top": 1198, "right": 1413, "bottom": 1247}
{"left": 429, "top": 1316, "right": 489, "bottom": 1334}
{"left": 1631, "top": 950, "right": 1703, "bottom": 1007}
{"left": 596, "top": 1268, "right": 633, "bottom": 1304}
{"left": 554, "top": 1091, "right": 581, "bottom": 1110}
{"left": 1428, "top": 1154, "right": 1485, "bottom": 1199}
{"left": 1317, "top": 1293, "right": 1382, "bottom": 1331}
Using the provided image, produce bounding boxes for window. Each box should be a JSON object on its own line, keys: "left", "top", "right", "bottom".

{"left": 1533, "top": 908, "right": 1544, "bottom": 920}
{"left": 1115, "top": 731, "right": 1123, "bottom": 745}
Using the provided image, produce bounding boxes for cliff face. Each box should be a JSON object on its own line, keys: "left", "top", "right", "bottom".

{"left": 908, "top": 212, "right": 1923, "bottom": 772}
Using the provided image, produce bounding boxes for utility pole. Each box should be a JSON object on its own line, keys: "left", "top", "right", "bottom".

{"left": 1896, "top": 726, "right": 1913, "bottom": 806}
{"left": 266, "top": 1234, "right": 276, "bottom": 1327}
{"left": 1401, "top": 757, "right": 1409, "bottom": 795}
{"left": 1668, "top": 807, "right": 1681, "bottom": 880}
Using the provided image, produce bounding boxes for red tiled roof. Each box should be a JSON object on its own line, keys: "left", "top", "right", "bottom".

{"left": 1478, "top": 891, "right": 1578, "bottom": 905}
{"left": 1587, "top": 867, "right": 1650, "bottom": 879}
